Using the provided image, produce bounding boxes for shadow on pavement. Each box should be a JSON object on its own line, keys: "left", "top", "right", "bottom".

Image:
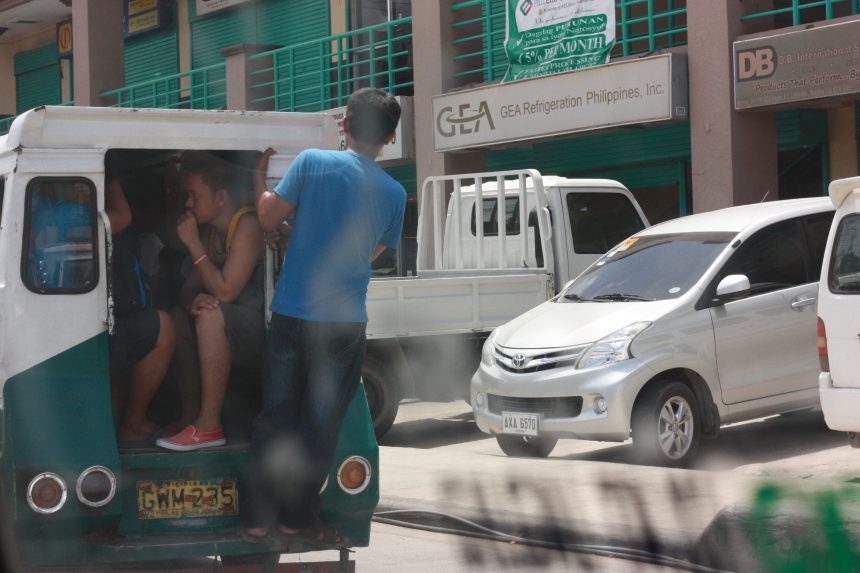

{"left": 379, "top": 412, "right": 489, "bottom": 449}
{"left": 558, "top": 410, "right": 845, "bottom": 470}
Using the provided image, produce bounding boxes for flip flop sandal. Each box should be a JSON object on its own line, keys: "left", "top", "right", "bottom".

{"left": 238, "top": 527, "right": 275, "bottom": 545}
{"left": 276, "top": 519, "right": 350, "bottom": 550}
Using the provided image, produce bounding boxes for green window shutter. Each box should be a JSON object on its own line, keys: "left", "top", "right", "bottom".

{"left": 125, "top": 25, "right": 180, "bottom": 108}
{"left": 257, "top": 0, "right": 331, "bottom": 112}
{"left": 125, "top": 29, "right": 179, "bottom": 86}
{"left": 385, "top": 163, "right": 417, "bottom": 196}
{"left": 257, "top": 0, "right": 329, "bottom": 46}
{"left": 188, "top": 0, "right": 257, "bottom": 109}
{"left": 189, "top": 0, "right": 257, "bottom": 69}
{"left": 488, "top": 122, "right": 692, "bottom": 175}
{"left": 776, "top": 109, "right": 828, "bottom": 150}
{"left": 14, "top": 44, "right": 61, "bottom": 114}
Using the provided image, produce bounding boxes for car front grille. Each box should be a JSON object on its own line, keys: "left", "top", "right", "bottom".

{"left": 488, "top": 394, "right": 584, "bottom": 418}
{"left": 494, "top": 344, "right": 590, "bottom": 374}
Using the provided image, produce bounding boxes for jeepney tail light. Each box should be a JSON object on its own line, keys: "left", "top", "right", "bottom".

{"left": 337, "top": 456, "right": 371, "bottom": 495}
{"left": 27, "top": 473, "right": 67, "bottom": 514}
{"left": 818, "top": 317, "right": 829, "bottom": 373}
{"left": 76, "top": 466, "right": 117, "bottom": 508}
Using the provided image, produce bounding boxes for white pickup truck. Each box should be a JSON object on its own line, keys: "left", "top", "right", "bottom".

{"left": 364, "top": 170, "right": 649, "bottom": 437}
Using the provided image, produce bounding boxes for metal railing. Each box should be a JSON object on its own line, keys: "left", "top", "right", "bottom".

{"left": 742, "top": 0, "right": 859, "bottom": 27}
{"left": 99, "top": 63, "right": 227, "bottom": 110}
{"left": 248, "top": 17, "right": 413, "bottom": 112}
{"left": 1, "top": 101, "right": 73, "bottom": 136}
{"left": 0, "top": 116, "right": 14, "bottom": 136}
{"left": 451, "top": 0, "right": 687, "bottom": 83}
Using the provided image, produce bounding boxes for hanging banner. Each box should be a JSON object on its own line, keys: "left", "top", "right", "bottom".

{"left": 503, "top": 0, "right": 616, "bottom": 83}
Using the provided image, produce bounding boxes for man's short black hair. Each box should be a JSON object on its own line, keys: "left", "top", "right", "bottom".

{"left": 179, "top": 150, "right": 241, "bottom": 205}
{"left": 345, "top": 88, "right": 401, "bottom": 146}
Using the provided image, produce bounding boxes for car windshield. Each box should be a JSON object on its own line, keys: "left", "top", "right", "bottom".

{"left": 560, "top": 232, "right": 735, "bottom": 302}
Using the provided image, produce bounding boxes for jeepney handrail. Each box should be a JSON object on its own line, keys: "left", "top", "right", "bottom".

{"left": 99, "top": 210, "right": 114, "bottom": 336}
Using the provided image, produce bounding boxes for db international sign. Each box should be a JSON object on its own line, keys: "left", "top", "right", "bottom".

{"left": 734, "top": 19, "right": 860, "bottom": 110}
{"left": 432, "top": 54, "right": 687, "bottom": 152}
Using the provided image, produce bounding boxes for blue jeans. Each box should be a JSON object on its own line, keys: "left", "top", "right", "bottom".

{"left": 243, "top": 313, "right": 366, "bottom": 529}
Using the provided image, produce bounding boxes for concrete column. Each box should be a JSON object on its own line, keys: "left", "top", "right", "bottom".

{"left": 687, "top": 0, "right": 779, "bottom": 212}
{"left": 72, "top": 0, "right": 124, "bottom": 106}
{"left": 221, "top": 44, "right": 281, "bottom": 111}
{"left": 828, "top": 105, "right": 858, "bottom": 180}
{"left": 412, "top": 2, "right": 488, "bottom": 268}
{"left": 412, "top": 1, "right": 486, "bottom": 189}
{"left": 0, "top": 44, "right": 14, "bottom": 116}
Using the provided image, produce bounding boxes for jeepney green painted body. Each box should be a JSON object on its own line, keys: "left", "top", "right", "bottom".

{"left": 0, "top": 107, "right": 378, "bottom": 568}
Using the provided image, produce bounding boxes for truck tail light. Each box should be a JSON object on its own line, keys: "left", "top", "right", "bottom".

{"left": 818, "top": 317, "right": 829, "bottom": 373}
{"left": 337, "top": 456, "right": 371, "bottom": 495}
{"left": 76, "top": 466, "right": 116, "bottom": 508}
{"left": 27, "top": 473, "right": 67, "bottom": 514}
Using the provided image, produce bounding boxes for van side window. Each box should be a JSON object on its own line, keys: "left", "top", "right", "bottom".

{"left": 829, "top": 214, "right": 860, "bottom": 294}
{"left": 803, "top": 212, "right": 835, "bottom": 280}
{"left": 0, "top": 177, "right": 5, "bottom": 222}
{"left": 721, "top": 219, "right": 807, "bottom": 296}
{"left": 471, "top": 197, "right": 520, "bottom": 236}
{"left": 23, "top": 178, "right": 98, "bottom": 293}
{"left": 566, "top": 193, "right": 645, "bottom": 254}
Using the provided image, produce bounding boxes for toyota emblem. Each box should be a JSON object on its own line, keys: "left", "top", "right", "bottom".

{"left": 512, "top": 353, "right": 526, "bottom": 368}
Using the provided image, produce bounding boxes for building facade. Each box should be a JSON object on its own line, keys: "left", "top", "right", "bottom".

{"left": 1, "top": 0, "right": 858, "bottom": 272}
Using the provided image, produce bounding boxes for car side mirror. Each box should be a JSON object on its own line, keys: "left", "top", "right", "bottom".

{"left": 714, "top": 274, "right": 750, "bottom": 304}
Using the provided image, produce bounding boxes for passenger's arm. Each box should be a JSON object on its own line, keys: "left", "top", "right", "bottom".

{"left": 105, "top": 178, "right": 132, "bottom": 234}
{"left": 372, "top": 244, "right": 387, "bottom": 262}
{"left": 191, "top": 215, "right": 263, "bottom": 303}
{"left": 253, "top": 148, "right": 296, "bottom": 232}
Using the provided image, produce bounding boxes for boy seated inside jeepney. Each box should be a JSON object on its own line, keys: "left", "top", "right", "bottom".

{"left": 104, "top": 173, "right": 177, "bottom": 448}
{"left": 156, "top": 151, "right": 265, "bottom": 451}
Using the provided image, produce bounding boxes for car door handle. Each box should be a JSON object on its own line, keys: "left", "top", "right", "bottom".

{"left": 790, "top": 297, "right": 817, "bottom": 310}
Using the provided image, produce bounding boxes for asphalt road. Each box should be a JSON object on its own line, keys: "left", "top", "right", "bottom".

{"left": 338, "top": 399, "right": 860, "bottom": 572}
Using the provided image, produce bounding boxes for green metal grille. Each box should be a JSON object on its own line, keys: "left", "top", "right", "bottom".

{"left": 0, "top": 116, "right": 14, "bottom": 136}
{"left": 99, "top": 64, "right": 227, "bottom": 110}
{"left": 248, "top": 17, "right": 413, "bottom": 112}
{"left": 742, "top": 0, "right": 859, "bottom": 27}
{"left": 451, "top": 0, "right": 688, "bottom": 83}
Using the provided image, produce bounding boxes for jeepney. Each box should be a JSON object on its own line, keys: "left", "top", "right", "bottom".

{"left": 0, "top": 106, "right": 378, "bottom": 571}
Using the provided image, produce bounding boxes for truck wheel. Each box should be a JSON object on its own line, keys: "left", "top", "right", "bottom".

{"left": 362, "top": 357, "right": 399, "bottom": 440}
{"left": 632, "top": 381, "right": 701, "bottom": 467}
{"left": 495, "top": 435, "right": 557, "bottom": 458}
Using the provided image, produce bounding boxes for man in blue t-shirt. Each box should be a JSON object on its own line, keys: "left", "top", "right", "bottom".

{"left": 244, "top": 88, "right": 405, "bottom": 546}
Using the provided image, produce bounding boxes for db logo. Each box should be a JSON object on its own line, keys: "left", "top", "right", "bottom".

{"left": 436, "top": 101, "right": 496, "bottom": 138}
{"left": 737, "top": 47, "right": 777, "bottom": 81}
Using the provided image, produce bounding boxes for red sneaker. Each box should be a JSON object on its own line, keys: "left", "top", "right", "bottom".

{"left": 156, "top": 425, "right": 226, "bottom": 451}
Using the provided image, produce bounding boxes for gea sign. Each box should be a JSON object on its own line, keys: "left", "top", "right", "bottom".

{"left": 737, "top": 47, "right": 777, "bottom": 80}
{"left": 432, "top": 53, "right": 687, "bottom": 152}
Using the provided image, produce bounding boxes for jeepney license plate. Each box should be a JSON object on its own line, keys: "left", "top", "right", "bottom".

{"left": 502, "top": 411, "right": 540, "bottom": 436}
{"left": 137, "top": 478, "right": 238, "bottom": 520}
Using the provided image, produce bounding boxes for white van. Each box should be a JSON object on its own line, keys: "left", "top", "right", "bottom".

{"left": 818, "top": 176, "right": 860, "bottom": 446}
{"left": 472, "top": 197, "right": 834, "bottom": 466}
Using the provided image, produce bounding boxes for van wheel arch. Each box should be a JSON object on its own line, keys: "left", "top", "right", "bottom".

{"left": 634, "top": 369, "right": 720, "bottom": 439}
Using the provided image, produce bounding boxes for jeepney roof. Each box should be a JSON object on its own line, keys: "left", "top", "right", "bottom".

{"left": 0, "top": 106, "right": 339, "bottom": 155}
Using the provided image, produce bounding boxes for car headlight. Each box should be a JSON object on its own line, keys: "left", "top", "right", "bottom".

{"left": 481, "top": 329, "right": 499, "bottom": 367}
{"left": 576, "top": 322, "right": 652, "bottom": 369}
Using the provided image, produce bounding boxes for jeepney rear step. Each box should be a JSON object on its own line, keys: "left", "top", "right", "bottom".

{"left": 66, "top": 531, "right": 355, "bottom": 572}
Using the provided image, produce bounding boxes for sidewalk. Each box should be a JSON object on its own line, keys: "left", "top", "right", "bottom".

{"left": 376, "top": 402, "right": 860, "bottom": 572}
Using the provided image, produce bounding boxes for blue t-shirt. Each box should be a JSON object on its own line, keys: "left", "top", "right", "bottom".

{"left": 271, "top": 149, "right": 406, "bottom": 322}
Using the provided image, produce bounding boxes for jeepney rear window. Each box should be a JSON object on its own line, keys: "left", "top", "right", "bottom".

{"left": 23, "top": 178, "right": 98, "bottom": 293}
